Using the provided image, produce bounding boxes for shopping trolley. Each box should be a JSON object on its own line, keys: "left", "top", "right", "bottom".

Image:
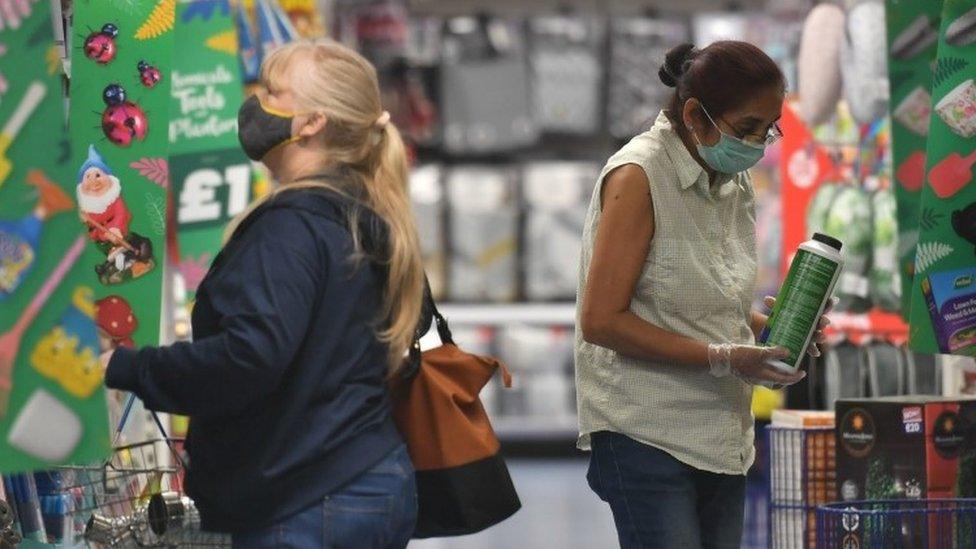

{"left": 816, "top": 499, "right": 976, "bottom": 549}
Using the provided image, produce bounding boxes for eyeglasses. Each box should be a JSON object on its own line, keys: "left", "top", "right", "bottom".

{"left": 701, "top": 104, "right": 784, "bottom": 146}
{"left": 746, "top": 121, "right": 784, "bottom": 146}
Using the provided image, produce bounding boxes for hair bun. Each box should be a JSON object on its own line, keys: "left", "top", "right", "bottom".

{"left": 658, "top": 43, "right": 697, "bottom": 88}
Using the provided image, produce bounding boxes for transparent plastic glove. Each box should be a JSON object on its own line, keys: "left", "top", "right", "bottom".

{"left": 707, "top": 343, "right": 806, "bottom": 387}
{"left": 764, "top": 295, "right": 838, "bottom": 358}
{"left": 0, "top": 0, "right": 39, "bottom": 31}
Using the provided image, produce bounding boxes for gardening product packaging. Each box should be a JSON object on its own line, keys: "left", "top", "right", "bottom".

{"left": 835, "top": 396, "right": 976, "bottom": 546}
{"left": 836, "top": 396, "right": 976, "bottom": 501}
{"left": 920, "top": 266, "right": 976, "bottom": 356}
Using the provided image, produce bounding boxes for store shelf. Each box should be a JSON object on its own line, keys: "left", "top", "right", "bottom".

{"left": 825, "top": 309, "right": 910, "bottom": 345}
{"left": 438, "top": 302, "right": 577, "bottom": 326}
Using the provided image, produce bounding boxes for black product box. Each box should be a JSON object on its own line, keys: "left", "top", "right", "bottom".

{"left": 835, "top": 397, "right": 976, "bottom": 548}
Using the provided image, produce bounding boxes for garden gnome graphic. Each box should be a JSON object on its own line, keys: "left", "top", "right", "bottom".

{"left": 76, "top": 145, "right": 155, "bottom": 285}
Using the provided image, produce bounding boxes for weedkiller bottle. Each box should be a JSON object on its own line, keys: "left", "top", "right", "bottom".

{"left": 760, "top": 233, "right": 844, "bottom": 374}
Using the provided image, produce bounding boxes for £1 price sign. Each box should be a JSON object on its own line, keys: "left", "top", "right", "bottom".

{"left": 171, "top": 149, "right": 252, "bottom": 229}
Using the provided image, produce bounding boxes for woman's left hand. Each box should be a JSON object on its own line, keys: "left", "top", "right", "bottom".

{"left": 763, "top": 295, "right": 838, "bottom": 358}
{"left": 100, "top": 350, "right": 114, "bottom": 375}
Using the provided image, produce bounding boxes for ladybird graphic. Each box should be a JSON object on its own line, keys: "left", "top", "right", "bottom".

{"left": 137, "top": 60, "right": 162, "bottom": 89}
{"left": 84, "top": 24, "right": 119, "bottom": 65}
{"left": 101, "top": 84, "right": 148, "bottom": 147}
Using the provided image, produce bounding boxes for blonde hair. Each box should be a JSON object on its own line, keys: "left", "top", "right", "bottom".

{"left": 228, "top": 39, "right": 423, "bottom": 372}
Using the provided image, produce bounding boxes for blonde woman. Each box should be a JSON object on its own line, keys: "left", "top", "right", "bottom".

{"left": 101, "top": 40, "right": 424, "bottom": 548}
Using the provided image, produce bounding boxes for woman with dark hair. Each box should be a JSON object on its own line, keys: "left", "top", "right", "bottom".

{"left": 575, "top": 41, "right": 830, "bottom": 548}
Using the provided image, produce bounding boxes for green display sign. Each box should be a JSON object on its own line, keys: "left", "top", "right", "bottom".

{"left": 172, "top": 148, "right": 251, "bottom": 230}
{"left": 170, "top": 0, "right": 251, "bottom": 299}
{"left": 886, "top": 0, "right": 945, "bottom": 319}
{"left": 909, "top": 0, "right": 976, "bottom": 357}
{"left": 0, "top": 5, "right": 113, "bottom": 471}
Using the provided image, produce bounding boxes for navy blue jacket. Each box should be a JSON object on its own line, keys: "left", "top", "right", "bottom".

{"left": 106, "top": 184, "right": 401, "bottom": 533}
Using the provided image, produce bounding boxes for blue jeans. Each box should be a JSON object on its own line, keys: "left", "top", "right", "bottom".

{"left": 587, "top": 431, "right": 746, "bottom": 549}
{"left": 232, "top": 444, "right": 417, "bottom": 549}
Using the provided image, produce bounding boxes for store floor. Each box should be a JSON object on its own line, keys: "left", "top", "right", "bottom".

{"left": 410, "top": 457, "right": 768, "bottom": 549}
{"left": 410, "top": 458, "right": 616, "bottom": 549}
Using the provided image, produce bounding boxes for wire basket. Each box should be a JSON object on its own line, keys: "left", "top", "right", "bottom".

{"left": 767, "top": 426, "right": 837, "bottom": 548}
{"left": 816, "top": 499, "right": 976, "bottom": 549}
{"left": 47, "top": 438, "right": 230, "bottom": 548}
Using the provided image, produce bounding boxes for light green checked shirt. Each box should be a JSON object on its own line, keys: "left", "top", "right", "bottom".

{"left": 575, "top": 111, "right": 760, "bottom": 475}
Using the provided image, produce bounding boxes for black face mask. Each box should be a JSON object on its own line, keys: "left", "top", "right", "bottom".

{"left": 237, "top": 95, "right": 298, "bottom": 161}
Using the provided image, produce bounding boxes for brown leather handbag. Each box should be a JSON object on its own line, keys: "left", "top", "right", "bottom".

{"left": 390, "top": 286, "right": 521, "bottom": 538}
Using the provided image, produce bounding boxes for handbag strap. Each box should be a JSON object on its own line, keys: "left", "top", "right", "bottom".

{"left": 401, "top": 278, "right": 513, "bottom": 388}
{"left": 426, "top": 281, "right": 454, "bottom": 346}
{"left": 401, "top": 276, "right": 452, "bottom": 379}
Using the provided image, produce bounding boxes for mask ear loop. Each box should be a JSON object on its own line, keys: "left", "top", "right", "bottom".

{"left": 266, "top": 108, "right": 324, "bottom": 156}
{"left": 691, "top": 102, "right": 724, "bottom": 148}
{"left": 685, "top": 100, "right": 709, "bottom": 147}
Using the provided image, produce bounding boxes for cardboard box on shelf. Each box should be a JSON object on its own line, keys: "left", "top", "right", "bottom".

{"left": 772, "top": 410, "right": 837, "bottom": 428}
{"left": 836, "top": 396, "right": 976, "bottom": 501}
{"left": 836, "top": 396, "right": 976, "bottom": 547}
{"left": 835, "top": 396, "right": 976, "bottom": 547}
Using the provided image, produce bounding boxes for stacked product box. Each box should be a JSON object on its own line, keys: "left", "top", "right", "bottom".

{"left": 769, "top": 410, "right": 836, "bottom": 549}
{"left": 920, "top": 266, "right": 976, "bottom": 357}
{"left": 835, "top": 396, "right": 976, "bottom": 547}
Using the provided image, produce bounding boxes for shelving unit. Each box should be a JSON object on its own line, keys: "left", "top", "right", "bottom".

{"left": 438, "top": 302, "right": 576, "bottom": 326}
{"left": 492, "top": 417, "right": 579, "bottom": 442}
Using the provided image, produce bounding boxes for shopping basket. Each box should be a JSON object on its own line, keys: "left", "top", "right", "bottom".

{"left": 5, "top": 400, "right": 230, "bottom": 548}
{"left": 816, "top": 499, "right": 976, "bottom": 549}
{"left": 45, "top": 437, "right": 230, "bottom": 548}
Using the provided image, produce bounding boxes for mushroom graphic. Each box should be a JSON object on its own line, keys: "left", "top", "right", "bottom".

{"left": 95, "top": 295, "right": 138, "bottom": 351}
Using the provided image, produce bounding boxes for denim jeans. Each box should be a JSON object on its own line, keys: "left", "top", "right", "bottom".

{"left": 232, "top": 444, "right": 417, "bottom": 549}
{"left": 587, "top": 431, "right": 746, "bottom": 549}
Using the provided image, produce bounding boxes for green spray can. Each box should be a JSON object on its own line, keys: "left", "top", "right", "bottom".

{"left": 760, "top": 233, "right": 844, "bottom": 374}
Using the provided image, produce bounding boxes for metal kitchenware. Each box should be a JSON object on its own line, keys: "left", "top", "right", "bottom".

{"left": 149, "top": 490, "right": 200, "bottom": 537}
{"left": 85, "top": 511, "right": 137, "bottom": 547}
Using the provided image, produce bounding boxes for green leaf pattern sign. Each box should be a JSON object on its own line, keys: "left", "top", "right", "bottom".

{"left": 886, "top": 0, "right": 945, "bottom": 318}
{"left": 909, "top": 0, "right": 976, "bottom": 357}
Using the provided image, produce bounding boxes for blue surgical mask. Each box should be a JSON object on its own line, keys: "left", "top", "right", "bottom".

{"left": 693, "top": 105, "right": 766, "bottom": 174}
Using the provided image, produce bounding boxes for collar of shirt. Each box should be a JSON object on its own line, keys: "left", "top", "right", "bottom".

{"left": 654, "top": 111, "right": 736, "bottom": 199}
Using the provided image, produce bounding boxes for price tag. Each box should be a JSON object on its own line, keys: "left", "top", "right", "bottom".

{"left": 171, "top": 149, "right": 252, "bottom": 229}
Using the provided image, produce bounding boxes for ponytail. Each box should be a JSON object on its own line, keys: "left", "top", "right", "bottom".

{"left": 365, "top": 122, "right": 424, "bottom": 369}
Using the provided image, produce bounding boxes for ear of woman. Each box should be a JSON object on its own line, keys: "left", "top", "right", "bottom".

{"left": 296, "top": 112, "right": 328, "bottom": 139}
{"left": 681, "top": 97, "right": 719, "bottom": 147}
